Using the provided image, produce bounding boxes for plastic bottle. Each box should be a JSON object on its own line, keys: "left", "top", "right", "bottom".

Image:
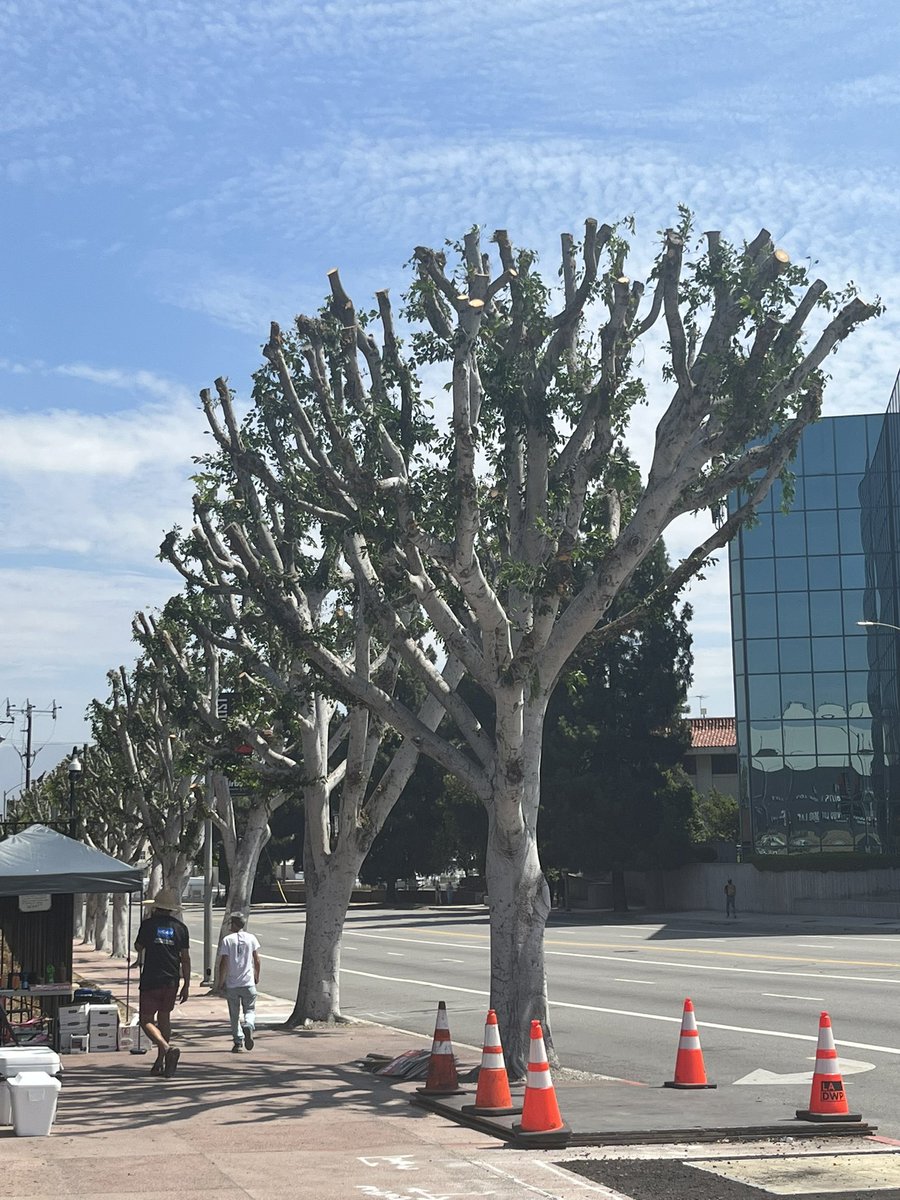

{"left": 45, "top": 964, "right": 55, "bottom": 984}
{"left": 10, "top": 971, "right": 20, "bottom": 989}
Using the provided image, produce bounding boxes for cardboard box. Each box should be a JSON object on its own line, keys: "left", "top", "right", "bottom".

{"left": 58, "top": 1004, "right": 90, "bottom": 1022}
{"left": 88, "top": 1014, "right": 119, "bottom": 1030}
{"left": 58, "top": 1019, "right": 89, "bottom": 1036}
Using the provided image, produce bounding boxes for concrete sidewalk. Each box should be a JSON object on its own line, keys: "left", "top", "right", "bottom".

{"left": 0, "top": 945, "right": 895, "bottom": 1200}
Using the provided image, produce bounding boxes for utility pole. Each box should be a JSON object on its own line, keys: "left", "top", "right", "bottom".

{"left": 4, "top": 699, "right": 59, "bottom": 789}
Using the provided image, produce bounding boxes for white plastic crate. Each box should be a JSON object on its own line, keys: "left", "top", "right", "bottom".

{"left": 60, "top": 1032, "right": 89, "bottom": 1054}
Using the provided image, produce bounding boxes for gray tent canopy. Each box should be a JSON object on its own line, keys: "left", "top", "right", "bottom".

{"left": 0, "top": 824, "right": 142, "bottom": 896}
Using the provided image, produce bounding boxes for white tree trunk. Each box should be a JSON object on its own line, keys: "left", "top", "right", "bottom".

{"left": 289, "top": 842, "right": 360, "bottom": 1024}
{"left": 148, "top": 862, "right": 163, "bottom": 898}
{"left": 219, "top": 805, "right": 271, "bottom": 943}
{"left": 158, "top": 850, "right": 191, "bottom": 906}
{"left": 73, "top": 894, "right": 85, "bottom": 941}
{"left": 484, "top": 696, "right": 552, "bottom": 1079}
{"left": 111, "top": 893, "right": 129, "bottom": 957}
{"left": 93, "top": 893, "right": 110, "bottom": 952}
{"left": 82, "top": 893, "right": 98, "bottom": 945}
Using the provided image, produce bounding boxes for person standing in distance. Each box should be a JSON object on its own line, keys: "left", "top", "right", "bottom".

{"left": 216, "top": 913, "right": 261, "bottom": 1052}
{"left": 134, "top": 888, "right": 191, "bottom": 1077}
{"left": 724, "top": 878, "right": 737, "bottom": 919}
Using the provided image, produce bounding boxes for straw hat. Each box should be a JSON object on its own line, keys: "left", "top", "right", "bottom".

{"left": 142, "top": 887, "right": 180, "bottom": 911}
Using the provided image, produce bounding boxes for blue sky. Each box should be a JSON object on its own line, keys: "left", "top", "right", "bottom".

{"left": 2, "top": 0, "right": 900, "bottom": 796}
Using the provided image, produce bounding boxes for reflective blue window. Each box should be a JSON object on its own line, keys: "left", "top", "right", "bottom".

{"left": 745, "top": 639, "right": 778, "bottom": 673}
{"left": 778, "top": 592, "right": 810, "bottom": 638}
{"left": 804, "top": 475, "right": 836, "bottom": 509}
{"left": 846, "top": 672, "right": 871, "bottom": 713}
{"left": 773, "top": 513, "right": 806, "bottom": 556}
{"left": 731, "top": 594, "right": 744, "bottom": 640}
{"left": 743, "top": 557, "right": 775, "bottom": 592}
{"left": 833, "top": 417, "right": 869, "bottom": 473}
{"left": 745, "top": 593, "right": 777, "bottom": 637}
{"left": 809, "top": 590, "right": 843, "bottom": 636}
{"left": 815, "top": 672, "right": 848, "bottom": 714}
{"left": 839, "top": 508, "right": 863, "bottom": 554}
{"left": 808, "top": 556, "right": 840, "bottom": 590}
{"left": 837, "top": 475, "right": 862, "bottom": 508}
{"left": 749, "top": 718, "right": 782, "bottom": 756}
{"left": 780, "top": 673, "right": 814, "bottom": 712}
{"left": 844, "top": 638, "right": 871, "bottom": 672}
{"left": 776, "top": 557, "right": 808, "bottom": 590}
{"left": 783, "top": 720, "right": 815, "bottom": 756}
{"left": 749, "top": 675, "right": 782, "bottom": 719}
{"left": 812, "top": 638, "right": 845, "bottom": 671}
{"left": 802, "top": 421, "right": 836, "bottom": 475}
{"left": 743, "top": 514, "right": 775, "bottom": 558}
{"left": 842, "top": 589, "right": 866, "bottom": 629}
{"left": 841, "top": 555, "right": 866, "bottom": 589}
{"left": 807, "top": 509, "right": 839, "bottom": 551}
{"left": 867, "top": 413, "right": 886, "bottom": 454}
{"left": 780, "top": 639, "right": 812, "bottom": 672}
{"left": 735, "top": 681, "right": 747, "bottom": 728}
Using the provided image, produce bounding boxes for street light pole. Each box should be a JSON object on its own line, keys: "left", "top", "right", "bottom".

{"left": 67, "top": 747, "right": 82, "bottom": 838}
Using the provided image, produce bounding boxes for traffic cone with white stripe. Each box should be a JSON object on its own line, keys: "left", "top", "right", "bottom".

{"left": 416, "top": 1000, "right": 464, "bottom": 1096}
{"left": 512, "top": 1020, "right": 570, "bottom": 1142}
{"left": 796, "top": 1011, "right": 861, "bottom": 1122}
{"left": 462, "top": 1009, "right": 521, "bottom": 1116}
{"left": 664, "top": 998, "right": 716, "bottom": 1089}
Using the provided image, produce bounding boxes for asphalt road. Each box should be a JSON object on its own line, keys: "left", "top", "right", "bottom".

{"left": 186, "top": 904, "right": 900, "bottom": 1137}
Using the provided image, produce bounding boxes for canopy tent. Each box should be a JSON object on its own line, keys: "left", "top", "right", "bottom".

{"left": 0, "top": 824, "right": 142, "bottom": 896}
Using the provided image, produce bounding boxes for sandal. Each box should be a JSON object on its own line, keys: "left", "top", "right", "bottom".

{"left": 163, "top": 1046, "right": 181, "bottom": 1077}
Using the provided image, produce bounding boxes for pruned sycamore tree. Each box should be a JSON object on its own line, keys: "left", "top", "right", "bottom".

{"left": 152, "top": 573, "right": 463, "bottom": 1024}
{"left": 162, "top": 212, "right": 879, "bottom": 1074}
{"left": 101, "top": 663, "right": 206, "bottom": 898}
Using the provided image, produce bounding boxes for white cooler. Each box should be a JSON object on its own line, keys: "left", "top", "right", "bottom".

{"left": 7, "top": 1071, "right": 61, "bottom": 1136}
{"left": 0, "top": 1048, "right": 62, "bottom": 1124}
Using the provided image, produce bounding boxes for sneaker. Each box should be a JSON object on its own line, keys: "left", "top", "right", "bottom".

{"left": 243, "top": 1025, "right": 254, "bottom": 1050}
{"left": 232, "top": 1042, "right": 244, "bottom": 1053}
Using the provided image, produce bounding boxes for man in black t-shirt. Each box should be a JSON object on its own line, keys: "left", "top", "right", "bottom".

{"left": 134, "top": 888, "right": 191, "bottom": 1077}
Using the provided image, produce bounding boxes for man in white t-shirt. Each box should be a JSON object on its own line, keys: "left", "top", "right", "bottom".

{"left": 216, "top": 912, "right": 261, "bottom": 1053}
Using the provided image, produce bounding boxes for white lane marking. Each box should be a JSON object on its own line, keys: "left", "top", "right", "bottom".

{"left": 279, "top": 937, "right": 290, "bottom": 941}
{"left": 735, "top": 1057, "right": 876, "bottom": 1085}
{"left": 616, "top": 933, "right": 648, "bottom": 938}
{"left": 614, "top": 978, "right": 656, "bottom": 985}
{"left": 481, "top": 1157, "right": 624, "bottom": 1197}
{"left": 762, "top": 993, "right": 826, "bottom": 1002}
{"left": 191, "top": 941, "right": 900, "bottom": 1060}
{"left": 335, "top": 967, "right": 900, "bottom": 1057}
{"left": 786, "top": 943, "right": 835, "bottom": 949}
{"left": 441, "top": 958, "right": 465, "bottom": 963}
{"left": 339, "top": 931, "right": 900, "bottom": 987}
{"left": 387, "top": 951, "right": 404, "bottom": 956}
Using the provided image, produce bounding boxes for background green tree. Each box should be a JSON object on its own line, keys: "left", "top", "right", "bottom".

{"left": 540, "top": 544, "right": 695, "bottom": 909}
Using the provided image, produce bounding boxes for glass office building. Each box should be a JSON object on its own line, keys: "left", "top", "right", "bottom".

{"left": 730, "top": 376, "right": 900, "bottom": 856}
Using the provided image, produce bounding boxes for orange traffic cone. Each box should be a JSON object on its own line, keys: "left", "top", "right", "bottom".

{"left": 512, "top": 1020, "right": 570, "bottom": 1142}
{"left": 416, "top": 1001, "right": 464, "bottom": 1096}
{"left": 462, "top": 1010, "right": 521, "bottom": 1116}
{"left": 796, "top": 1011, "right": 861, "bottom": 1122}
{"left": 664, "top": 998, "right": 716, "bottom": 1089}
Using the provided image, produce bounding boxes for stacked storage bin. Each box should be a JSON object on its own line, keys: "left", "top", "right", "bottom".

{"left": 58, "top": 1003, "right": 90, "bottom": 1053}
{"left": 88, "top": 1004, "right": 119, "bottom": 1051}
{"left": 0, "top": 1048, "right": 62, "bottom": 1124}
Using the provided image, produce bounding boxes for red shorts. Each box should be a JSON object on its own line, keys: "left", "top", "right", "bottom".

{"left": 139, "top": 985, "right": 178, "bottom": 1020}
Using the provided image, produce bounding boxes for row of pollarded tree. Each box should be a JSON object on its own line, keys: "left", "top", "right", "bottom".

{"left": 19, "top": 212, "right": 879, "bottom": 1075}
